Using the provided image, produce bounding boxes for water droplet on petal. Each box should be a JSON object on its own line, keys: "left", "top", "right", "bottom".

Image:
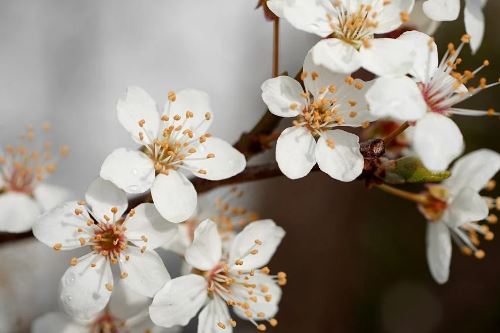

{"left": 64, "top": 272, "right": 76, "bottom": 286}
{"left": 62, "top": 294, "right": 72, "bottom": 305}
{"left": 132, "top": 168, "right": 138, "bottom": 176}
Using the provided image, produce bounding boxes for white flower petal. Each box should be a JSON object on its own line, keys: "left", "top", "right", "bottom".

{"left": 366, "top": 76, "right": 427, "bottom": 121}
{"left": 234, "top": 273, "right": 282, "bottom": 320}
{"left": 119, "top": 247, "right": 170, "bottom": 298}
{"left": 444, "top": 149, "right": 500, "bottom": 194}
{"left": 315, "top": 130, "right": 364, "bottom": 182}
{"left": 125, "top": 203, "right": 178, "bottom": 250}
{"left": 413, "top": 113, "right": 464, "bottom": 171}
{"left": 398, "top": 30, "right": 438, "bottom": 83}
{"left": 229, "top": 219, "right": 285, "bottom": 271}
{"left": 186, "top": 219, "right": 222, "bottom": 271}
{"left": 261, "top": 76, "right": 304, "bottom": 117}
{"left": 185, "top": 137, "right": 246, "bottom": 180}
{"left": 375, "top": 0, "right": 415, "bottom": 34}
{"left": 423, "top": 0, "right": 460, "bottom": 21}
{"left": 117, "top": 86, "right": 160, "bottom": 145}
{"left": 0, "top": 192, "right": 40, "bottom": 233}
{"left": 442, "top": 187, "right": 489, "bottom": 228}
{"left": 267, "top": 0, "right": 284, "bottom": 16}
{"left": 100, "top": 148, "right": 155, "bottom": 194}
{"left": 334, "top": 79, "right": 376, "bottom": 127}
{"left": 150, "top": 274, "right": 207, "bottom": 327}
{"left": 31, "top": 312, "right": 88, "bottom": 333}
{"left": 166, "top": 89, "right": 213, "bottom": 138}
{"left": 109, "top": 282, "right": 150, "bottom": 320}
{"left": 85, "top": 178, "right": 128, "bottom": 220}
{"left": 312, "top": 39, "right": 362, "bottom": 74}
{"left": 275, "top": 126, "right": 316, "bottom": 179}
{"left": 303, "top": 49, "right": 347, "bottom": 98}
{"left": 281, "top": 0, "right": 332, "bottom": 37}
{"left": 198, "top": 298, "right": 232, "bottom": 333}
{"left": 151, "top": 171, "right": 197, "bottom": 223}
{"left": 33, "top": 183, "right": 71, "bottom": 212}
{"left": 464, "top": 0, "right": 486, "bottom": 53}
{"left": 360, "top": 38, "right": 415, "bottom": 77}
{"left": 426, "top": 221, "right": 451, "bottom": 284}
{"left": 60, "top": 255, "right": 113, "bottom": 320}
{"left": 33, "top": 201, "right": 90, "bottom": 250}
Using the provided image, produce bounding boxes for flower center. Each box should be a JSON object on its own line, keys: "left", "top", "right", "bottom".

{"left": 419, "top": 35, "right": 499, "bottom": 117}
{"left": 136, "top": 96, "right": 215, "bottom": 177}
{"left": 0, "top": 124, "right": 68, "bottom": 194}
{"left": 193, "top": 239, "right": 286, "bottom": 332}
{"left": 92, "top": 221, "right": 128, "bottom": 259}
{"left": 292, "top": 74, "right": 367, "bottom": 138}
{"left": 417, "top": 186, "right": 449, "bottom": 222}
{"left": 90, "top": 312, "right": 123, "bottom": 333}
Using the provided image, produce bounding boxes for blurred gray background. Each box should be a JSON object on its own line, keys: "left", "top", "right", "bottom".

{"left": 1, "top": 1, "right": 500, "bottom": 333}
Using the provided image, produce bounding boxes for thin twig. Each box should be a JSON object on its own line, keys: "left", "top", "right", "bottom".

{"left": 273, "top": 18, "right": 280, "bottom": 78}
{"left": 383, "top": 121, "right": 410, "bottom": 145}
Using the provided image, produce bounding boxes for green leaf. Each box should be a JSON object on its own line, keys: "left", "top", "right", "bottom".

{"left": 383, "top": 157, "right": 451, "bottom": 184}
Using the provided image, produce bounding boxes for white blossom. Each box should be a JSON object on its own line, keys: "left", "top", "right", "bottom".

{"left": 267, "top": 0, "right": 416, "bottom": 76}
{"left": 261, "top": 51, "right": 376, "bottom": 180}
{"left": 150, "top": 219, "right": 286, "bottom": 333}
{"left": 33, "top": 178, "right": 177, "bottom": 320}
{"left": 417, "top": 149, "right": 500, "bottom": 284}
{"left": 366, "top": 31, "right": 499, "bottom": 171}
{"left": 100, "top": 87, "right": 246, "bottom": 223}
{"left": 422, "top": 0, "right": 487, "bottom": 53}
{"left": 0, "top": 124, "right": 70, "bottom": 233}
{"left": 32, "top": 283, "right": 179, "bottom": 333}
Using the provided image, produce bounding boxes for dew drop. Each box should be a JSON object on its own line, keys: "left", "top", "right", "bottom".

{"left": 132, "top": 168, "right": 139, "bottom": 176}
{"left": 64, "top": 272, "right": 76, "bottom": 286}
{"left": 62, "top": 294, "right": 72, "bottom": 305}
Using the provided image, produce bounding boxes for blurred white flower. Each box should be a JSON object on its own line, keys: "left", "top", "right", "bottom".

{"left": 150, "top": 219, "right": 286, "bottom": 332}
{"left": 33, "top": 177, "right": 176, "bottom": 320}
{"left": 366, "top": 31, "right": 499, "bottom": 171}
{"left": 422, "top": 0, "right": 487, "bottom": 53}
{"left": 417, "top": 149, "right": 500, "bottom": 284}
{"left": 100, "top": 86, "right": 246, "bottom": 223}
{"left": 261, "top": 51, "right": 375, "bottom": 180}
{"left": 167, "top": 187, "right": 259, "bottom": 256}
{"left": 32, "top": 283, "right": 179, "bottom": 333}
{"left": 0, "top": 124, "right": 70, "bottom": 233}
{"left": 268, "top": 0, "right": 416, "bottom": 76}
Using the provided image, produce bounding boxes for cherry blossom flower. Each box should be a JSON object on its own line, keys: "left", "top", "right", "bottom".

{"left": 32, "top": 283, "right": 179, "bottom": 333}
{"left": 33, "top": 178, "right": 176, "bottom": 320}
{"left": 0, "top": 124, "right": 70, "bottom": 233}
{"left": 100, "top": 87, "right": 246, "bottom": 223}
{"left": 167, "top": 187, "right": 259, "bottom": 256}
{"left": 150, "top": 219, "right": 286, "bottom": 332}
{"left": 422, "top": 0, "right": 487, "bottom": 53}
{"left": 417, "top": 149, "right": 500, "bottom": 284}
{"left": 267, "top": 0, "right": 416, "bottom": 76}
{"left": 261, "top": 51, "right": 376, "bottom": 180}
{"left": 366, "top": 31, "right": 500, "bottom": 171}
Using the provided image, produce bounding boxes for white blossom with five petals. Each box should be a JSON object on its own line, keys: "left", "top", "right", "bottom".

{"left": 150, "top": 219, "right": 286, "bottom": 333}
{"left": 366, "top": 31, "right": 499, "bottom": 171}
{"left": 267, "top": 0, "right": 416, "bottom": 76}
{"left": 417, "top": 149, "right": 500, "bottom": 284}
{"left": 261, "top": 51, "right": 376, "bottom": 180}
{"left": 33, "top": 178, "right": 177, "bottom": 320}
{"left": 100, "top": 86, "right": 246, "bottom": 223}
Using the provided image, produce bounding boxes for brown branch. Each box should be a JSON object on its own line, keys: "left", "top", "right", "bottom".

{"left": 273, "top": 18, "right": 280, "bottom": 78}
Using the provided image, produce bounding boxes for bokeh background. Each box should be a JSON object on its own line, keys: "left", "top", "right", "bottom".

{"left": 0, "top": 0, "right": 499, "bottom": 332}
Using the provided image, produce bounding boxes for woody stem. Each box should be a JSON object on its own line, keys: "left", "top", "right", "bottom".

{"left": 273, "top": 18, "right": 280, "bottom": 78}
